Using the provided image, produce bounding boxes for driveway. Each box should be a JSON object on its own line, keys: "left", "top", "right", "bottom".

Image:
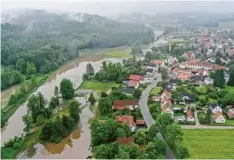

{"left": 139, "top": 79, "right": 176, "bottom": 159}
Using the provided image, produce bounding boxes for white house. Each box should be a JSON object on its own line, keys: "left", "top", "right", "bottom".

{"left": 212, "top": 105, "right": 222, "bottom": 114}
{"left": 204, "top": 77, "right": 213, "bottom": 85}
{"left": 214, "top": 112, "right": 225, "bottom": 124}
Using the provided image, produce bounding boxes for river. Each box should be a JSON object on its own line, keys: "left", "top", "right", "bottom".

{"left": 1, "top": 29, "right": 164, "bottom": 158}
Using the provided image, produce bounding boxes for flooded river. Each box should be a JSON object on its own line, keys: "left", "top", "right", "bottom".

{"left": 1, "top": 53, "right": 121, "bottom": 147}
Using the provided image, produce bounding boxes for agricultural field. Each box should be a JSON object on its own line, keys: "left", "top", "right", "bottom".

{"left": 182, "top": 129, "right": 234, "bottom": 159}
{"left": 168, "top": 38, "right": 185, "bottom": 44}
{"left": 78, "top": 81, "right": 119, "bottom": 92}
{"left": 219, "top": 21, "right": 234, "bottom": 30}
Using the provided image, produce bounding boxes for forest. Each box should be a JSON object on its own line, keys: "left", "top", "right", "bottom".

{"left": 1, "top": 10, "right": 154, "bottom": 90}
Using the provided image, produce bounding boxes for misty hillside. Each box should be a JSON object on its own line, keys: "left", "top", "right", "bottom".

{"left": 1, "top": 9, "right": 154, "bottom": 78}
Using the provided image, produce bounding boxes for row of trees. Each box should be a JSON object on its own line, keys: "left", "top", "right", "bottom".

{"left": 40, "top": 100, "right": 81, "bottom": 143}
{"left": 1, "top": 70, "right": 23, "bottom": 90}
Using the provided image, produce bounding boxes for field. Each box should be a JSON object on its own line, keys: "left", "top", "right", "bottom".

{"left": 104, "top": 47, "right": 131, "bottom": 58}
{"left": 150, "top": 87, "right": 163, "bottom": 96}
{"left": 219, "top": 21, "right": 234, "bottom": 30}
{"left": 78, "top": 81, "right": 119, "bottom": 92}
{"left": 182, "top": 129, "right": 234, "bottom": 159}
{"left": 168, "top": 38, "right": 185, "bottom": 44}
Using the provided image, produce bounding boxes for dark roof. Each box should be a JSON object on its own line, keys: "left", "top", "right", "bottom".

{"left": 118, "top": 87, "right": 135, "bottom": 95}
{"left": 180, "top": 91, "right": 195, "bottom": 102}
{"left": 211, "top": 104, "right": 219, "bottom": 109}
{"left": 146, "top": 68, "right": 153, "bottom": 73}
{"left": 190, "top": 75, "right": 204, "bottom": 84}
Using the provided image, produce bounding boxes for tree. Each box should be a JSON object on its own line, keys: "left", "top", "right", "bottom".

{"left": 145, "top": 51, "right": 152, "bottom": 61}
{"left": 178, "top": 56, "right": 186, "bottom": 63}
{"left": 146, "top": 139, "right": 166, "bottom": 159}
{"left": 98, "top": 97, "right": 112, "bottom": 115}
{"left": 102, "top": 61, "right": 107, "bottom": 70}
{"left": 88, "top": 92, "right": 96, "bottom": 105}
{"left": 16, "top": 59, "right": 26, "bottom": 74}
{"left": 49, "top": 96, "right": 59, "bottom": 109}
{"left": 134, "top": 129, "right": 147, "bottom": 145}
{"left": 26, "top": 62, "right": 36, "bottom": 75}
{"left": 54, "top": 86, "right": 59, "bottom": 97}
{"left": 227, "top": 66, "right": 234, "bottom": 86}
{"left": 36, "top": 114, "right": 46, "bottom": 126}
{"left": 60, "top": 78, "right": 74, "bottom": 99}
{"left": 101, "top": 92, "right": 108, "bottom": 97}
{"left": 213, "top": 69, "right": 225, "bottom": 88}
{"left": 133, "top": 89, "right": 142, "bottom": 99}
{"left": 147, "top": 123, "right": 158, "bottom": 142}
{"left": 116, "top": 124, "right": 131, "bottom": 138}
{"left": 12, "top": 71, "right": 23, "bottom": 84}
{"left": 155, "top": 113, "right": 174, "bottom": 135}
{"left": 131, "top": 41, "right": 142, "bottom": 55}
{"left": 95, "top": 142, "right": 118, "bottom": 159}
{"left": 68, "top": 100, "right": 81, "bottom": 121}
{"left": 161, "top": 67, "right": 169, "bottom": 81}
{"left": 23, "top": 114, "right": 33, "bottom": 134}
{"left": 27, "top": 92, "right": 46, "bottom": 122}
{"left": 86, "top": 63, "right": 94, "bottom": 75}
{"left": 165, "top": 123, "right": 183, "bottom": 149}
{"left": 215, "top": 57, "right": 222, "bottom": 65}
{"left": 177, "top": 145, "right": 190, "bottom": 159}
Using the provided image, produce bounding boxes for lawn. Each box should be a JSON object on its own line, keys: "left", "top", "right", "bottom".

{"left": 182, "top": 129, "right": 234, "bottom": 159}
{"left": 79, "top": 81, "right": 119, "bottom": 92}
{"left": 224, "top": 86, "right": 234, "bottom": 94}
{"left": 219, "top": 21, "right": 234, "bottom": 30}
{"left": 104, "top": 47, "right": 131, "bottom": 58}
{"left": 168, "top": 38, "right": 185, "bottom": 44}
{"left": 150, "top": 86, "right": 163, "bottom": 96}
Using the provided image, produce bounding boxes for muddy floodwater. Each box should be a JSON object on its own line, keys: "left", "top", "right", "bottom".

{"left": 1, "top": 53, "right": 122, "bottom": 147}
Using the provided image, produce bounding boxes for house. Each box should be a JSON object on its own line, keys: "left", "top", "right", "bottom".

{"left": 116, "top": 116, "right": 136, "bottom": 131}
{"left": 179, "top": 60, "right": 214, "bottom": 71}
{"left": 213, "top": 112, "right": 225, "bottom": 123}
{"left": 186, "top": 109, "right": 195, "bottom": 122}
{"left": 144, "top": 73, "right": 154, "bottom": 83}
{"left": 136, "top": 120, "right": 146, "bottom": 127}
{"left": 177, "top": 73, "right": 190, "bottom": 81}
{"left": 118, "top": 87, "right": 135, "bottom": 95}
{"left": 190, "top": 75, "right": 204, "bottom": 85}
{"left": 129, "top": 74, "right": 144, "bottom": 82}
{"left": 204, "top": 77, "right": 213, "bottom": 85}
{"left": 113, "top": 100, "right": 139, "bottom": 110}
{"left": 211, "top": 104, "right": 222, "bottom": 114}
{"left": 226, "top": 105, "right": 234, "bottom": 119}
{"left": 167, "top": 56, "right": 178, "bottom": 66}
{"left": 161, "top": 90, "right": 171, "bottom": 99}
{"left": 180, "top": 92, "right": 195, "bottom": 102}
{"left": 117, "top": 137, "right": 134, "bottom": 145}
{"left": 152, "top": 96, "right": 161, "bottom": 102}
{"left": 181, "top": 51, "right": 196, "bottom": 60}
{"left": 151, "top": 60, "right": 164, "bottom": 67}
{"left": 146, "top": 68, "right": 155, "bottom": 76}
{"left": 128, "top": 80, "right": 139, "bottom": 88}
{"left": 161, "top": 99, "right": 173, "bottom": 117}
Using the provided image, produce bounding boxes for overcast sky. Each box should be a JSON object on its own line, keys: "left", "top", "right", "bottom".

{"left": 2, "top": 0, "right": 234, "bottom": 16}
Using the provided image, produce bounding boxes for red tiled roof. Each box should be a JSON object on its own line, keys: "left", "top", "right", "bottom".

{"left": 136, "top": 120, "right": 146, "bottom": 125}
{"left": 128, "top": 80, "right": 139, "bottom": 87}
{"left": 214, "top": 111, "right": 223, "bottom": 120}
{"left": 99, "top": 120, "right": 106, "bottom": 123}
{"left": 152, "top": 96, "right": 161, "bottom": 101}
{"left": 214, "top": 65, "right": 226, "bottom": 70}
{"left": 177, "top": 73, "right": 190, "bottom": 80}
{"left": 161, "top": 90, "right": 171, "bottom": 99}
{"left": 113, "top": 100, "right": 139, "bottom": 110}
{"left": 116, "top": 115, "right": 136, "bottom": 127}
{"left": 186, "top": 109, "right": 194, "bottom": 119}
{"left": 227, "top": 110, "right": 234, "bottom": 119}
{"left": 151, "top": 60, "right": 163, "bottom": 65}
{"left": 129, "top": 74, "right": 144, "bottom": 81}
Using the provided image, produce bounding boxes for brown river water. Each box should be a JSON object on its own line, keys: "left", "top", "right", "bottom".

{"left": 1, "top": 53, "right": 123, "bottom": 159}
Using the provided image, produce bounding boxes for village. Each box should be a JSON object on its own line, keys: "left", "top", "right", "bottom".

{"left": 80, "top": 27, "right": 234, "bottom": 159}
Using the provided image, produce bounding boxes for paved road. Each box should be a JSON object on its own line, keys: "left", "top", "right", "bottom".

{"left": 139, "top": 79, "right": 176, "bottom": 159}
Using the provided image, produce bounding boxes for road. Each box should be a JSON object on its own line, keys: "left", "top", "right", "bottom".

{"left": 139, "top": 79, "right": 176, "bottom": 159}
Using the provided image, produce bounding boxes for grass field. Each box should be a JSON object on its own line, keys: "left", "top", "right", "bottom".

{"left": 219, "top": 21, "right": 234, "bottom": 30}
{"left": 104, "top": 47, "right": 131, "bottom": 58}
{"left": 183, "top": 129, "right": 234, "bottom": 159}
{"left": 150, "top": 86, "right": 163, "bottom": 96}
{"left": 79, "top": 81, "right": 119, "bottom": 92}
{"left": 168, "top": 38, "right": 185, "bottom": 44}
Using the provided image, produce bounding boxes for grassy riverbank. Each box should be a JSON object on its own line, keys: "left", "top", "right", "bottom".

{"left": 79, "top": 81, "right": 119, "bottom": 92}
{"left": 1, "top": 99, "right": 74, "bottom": 159}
